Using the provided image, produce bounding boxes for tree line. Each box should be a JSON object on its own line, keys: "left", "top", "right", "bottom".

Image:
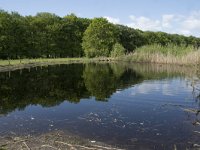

{"left": 0, "top": 9, "right": 200, "bottom": 59}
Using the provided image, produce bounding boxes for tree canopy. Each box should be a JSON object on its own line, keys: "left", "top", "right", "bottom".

{"left": 0, "top": 9, "right": 200, "bottom": 59}
{"left": 82, "top": 18, "right": 118, "bottom": 57}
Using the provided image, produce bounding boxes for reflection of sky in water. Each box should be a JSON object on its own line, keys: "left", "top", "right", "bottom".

{"left": 129, "top": 78, "right": 192, "bottom": 96}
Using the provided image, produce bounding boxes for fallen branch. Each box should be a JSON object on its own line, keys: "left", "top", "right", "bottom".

{"left": 41, "top": 144, "right": 58, "bottom": 150}
{"left": 93, "top": 145, "right": 125, "bottom": 150}
{"left": 55, "top": 141, "right": 73, "bottom": 147}
{"left": 23, "top": 142, "right": 30, "bottom": 150}
{"left": 55, "top": 141, "right": 95, "bottom": 150}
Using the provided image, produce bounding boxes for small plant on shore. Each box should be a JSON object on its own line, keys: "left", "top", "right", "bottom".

{"left": 110, "top": 43, "right": 126, "bottom": 57}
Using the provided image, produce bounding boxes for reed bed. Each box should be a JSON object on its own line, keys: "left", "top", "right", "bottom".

{"left": 119, "top": 44, "right": 200, "bottom": 65}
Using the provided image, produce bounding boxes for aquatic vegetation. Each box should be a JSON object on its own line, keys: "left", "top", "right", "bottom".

{"left": 118, "top": 44, "right": 200, "bottom": 65}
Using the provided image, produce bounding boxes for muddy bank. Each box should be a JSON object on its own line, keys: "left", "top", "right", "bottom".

{"left": 1, "top": 130, "right": 200, "bottom": 150}
{"left": 0, "top": 130, "right": 123, "bottom": 150}
{"left": 0, "top": 61, "right": 81, "bottom": 73}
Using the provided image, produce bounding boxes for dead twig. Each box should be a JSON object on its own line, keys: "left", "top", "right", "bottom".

{"left": 23, "top": 142, "right": 31, "bottom": 150}
{"left": 55, "top": 141, "right": 73, "bottom": 147}
{"left": 55, "top": 141, "right": 94, "bottom": 149}
{"left": 41, "top": 144, "right": 58, "bottom": 150}
{"left": 93, "top": 145, "right": 125, "bottom": 150}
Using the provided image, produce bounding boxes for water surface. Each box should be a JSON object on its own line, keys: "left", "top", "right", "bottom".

{"left": 0, "top": 63, "right": 199, "bottom": 149}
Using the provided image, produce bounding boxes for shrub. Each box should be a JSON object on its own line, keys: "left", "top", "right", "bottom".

{"left": 110, "top": 43, "right": 126, "bottom": 57}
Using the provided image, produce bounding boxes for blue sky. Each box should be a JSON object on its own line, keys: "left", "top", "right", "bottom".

{"left": 0, "top": 0, "right": 200, "bottom": 37}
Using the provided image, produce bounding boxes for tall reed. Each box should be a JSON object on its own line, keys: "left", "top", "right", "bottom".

{"left": 118, "top": 44, "right": 200, "bottom": 65}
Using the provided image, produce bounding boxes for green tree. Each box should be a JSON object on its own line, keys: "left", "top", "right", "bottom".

{"left": 117, "top": 25, "right": 146, "bottom": 52}
{"left": 82, "top": 18, "right": 117, "bottom": 57}
{"left": 28, "top": 12, "right": 61, "bottom": 58}
{"left": 0, "top": 10, "right": 13, "bottom": 59}
{"left": 58, "top": 14, "right": 90, "bottom": 57}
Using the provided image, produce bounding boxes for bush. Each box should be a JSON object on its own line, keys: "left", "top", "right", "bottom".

{"left": 110, "top": 43, "right": 126, "bottom": 57}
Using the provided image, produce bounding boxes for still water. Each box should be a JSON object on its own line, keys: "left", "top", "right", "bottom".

{"left": 0, "top": 63, "right": 200, "bottom": 149}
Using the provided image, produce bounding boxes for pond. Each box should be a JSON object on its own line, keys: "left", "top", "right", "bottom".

{"left": 0, "top": 63, "right": 200, "bottom": 149}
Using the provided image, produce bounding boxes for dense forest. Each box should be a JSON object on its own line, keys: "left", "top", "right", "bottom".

{"left": 0, "top": 10, "right": 200, "bottom": 59}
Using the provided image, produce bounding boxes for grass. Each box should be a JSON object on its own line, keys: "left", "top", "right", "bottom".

{"left": 0, "top": 57, "right": 115, "bottom": 69}
{"left": 0, "top": 58, "right": 86, "bottom": 66}
{"left": 118, "top": 44, "right": 200, "bottom": 65}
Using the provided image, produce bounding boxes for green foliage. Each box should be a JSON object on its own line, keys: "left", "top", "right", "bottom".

{"left": 143, "top": 31, "right": 200, "bottom": 49}
{"left": 82, "top": 18, "right": 117, "bottom": 57}
{"left": 0, "top": 9, "right": 200, "bottom": 59}
{"left": 110, "top": 43, "right": 126, "bottom": 57}
{"left": 0, "top": 10, "right": 28, "bottom": 59}
{"left": 0, "top": 10, "right": 91, "bottom": 59}
{"left": 59, "top": 14, "right": 91, "bottom": 57}
{"left": 117, "top": 25, "right": 146, "bottom": 52}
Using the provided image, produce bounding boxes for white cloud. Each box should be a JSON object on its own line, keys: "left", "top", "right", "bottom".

{"left": 128, "top": 15, "right": 161, "bottom": 31}
{"left": 182, "top": 19, "right": 200, "bottom": 31}
{"left": 178, "top": 29, "right": 191, "bottom": 35}
{"left": 130, "top": 80, "right": 191, "bottom": 97}
{"left": 104, "top": 16, "right": 120, "bottom": 24}
{"left": 127, "top": 11, "right": 200, "bottom": 37}
{"left": 162, "top": 14, "right": 174, "bottom": 28}
{"left": 130, "top": 82, "right": 160, "bottom": 95}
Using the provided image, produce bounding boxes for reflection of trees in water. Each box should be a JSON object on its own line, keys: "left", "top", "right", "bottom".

{"left": 0, "top": 64, "right": 88, "bottom": 114}
{"left": 83, "top": 63, "right": 143, "bottom": 101}
{"left": 0, "top": 63, "right": 195, "bottom": 115}
{"left": 0, "top": 63, "right": 143, "bottom": 114}
{"left": 83, "top": 64, "right": 117, "bottom": 101}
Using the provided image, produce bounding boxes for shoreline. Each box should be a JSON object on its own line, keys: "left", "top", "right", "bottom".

{"left": 0, "top": 57, "right": 198, "bottom": 73}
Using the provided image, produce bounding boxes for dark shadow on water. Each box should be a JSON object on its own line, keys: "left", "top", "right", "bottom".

{"left": 0, "top": 63, "right": 146, "bottom": 114}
